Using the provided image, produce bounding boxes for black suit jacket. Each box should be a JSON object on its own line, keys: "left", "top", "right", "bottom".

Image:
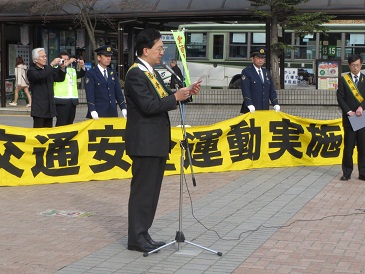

{"left": 124, "top": 59, "right": 177, "bottom": 157}
{"left": 337, "top": 72, "right": 365, "bottom": 127}
{"left": 170, "top": 65, "right": 183, "bottom": 88}
{"left": 27, "top": 64, "right": 66, "bottom": 118}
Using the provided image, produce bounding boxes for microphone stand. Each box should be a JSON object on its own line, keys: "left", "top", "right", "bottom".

{"left": 143, "top": 82, "right": 222, "bottom": 257}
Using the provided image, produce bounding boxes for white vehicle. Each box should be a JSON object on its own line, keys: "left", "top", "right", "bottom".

{"left": 177, "top": 23, "right": 365, "bottom": 89}
{"left": 155, "top": 32, "right": 178, "bottom": 86}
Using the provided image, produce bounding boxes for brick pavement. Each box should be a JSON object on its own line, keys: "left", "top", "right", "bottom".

{"left": 235, "top": 170, "right": 365, "bottom": 274}
{"left": 1, "top": 150, "right": 365, "bottom": 273}
{"left": 1, "top": 100, "right": 363, "bottom": 274}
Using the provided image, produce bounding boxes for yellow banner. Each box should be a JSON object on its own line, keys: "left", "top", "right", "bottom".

{"left": 0, "top": 111, "right": 346, "bottom": 187}
{"left": 172, "top": 30, "right": 191, "bottom": 87}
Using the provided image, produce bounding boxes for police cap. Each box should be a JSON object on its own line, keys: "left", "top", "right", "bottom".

{"left": 95, "top": 45, "right": 113, "bottom": 56}
{"left": 250, "top": 46, "right": 267, "bottom": 58}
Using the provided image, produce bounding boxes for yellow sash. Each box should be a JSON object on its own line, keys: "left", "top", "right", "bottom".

{"left": 128, "top": 63, "right": 169, "bottom": 98}
{"left": 343, "top": 74, "right": 364, "bottom": 103}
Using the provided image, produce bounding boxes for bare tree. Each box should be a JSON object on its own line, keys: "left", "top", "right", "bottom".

{"left": 248, "top": 0, "right": 335, "bottom": 89}
{"left": 28, "top": 0, "right": 150, "bottom": 61}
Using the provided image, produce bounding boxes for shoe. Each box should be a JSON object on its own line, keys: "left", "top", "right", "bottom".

{"left": 9, "top": 102, "right": 17, "bottom": 106}
{"left": 26, "top": 104, "right": 31, "bottom": 107}
{"left": 359, "top": 175, "right": 365, "bottom": 181}
{"left": 340, "top": 175, "right": 351, "bottom": 181}
{"left": 127, "top": 242, "right": 157, "bottom": 253}
{"left": 144, "top": 234, "right": 166, "bottom": 247}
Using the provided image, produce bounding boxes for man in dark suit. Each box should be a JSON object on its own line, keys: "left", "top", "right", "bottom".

{"left": 84, "top": 45, "right": 127, "bottom": 119}
{"left": 169, "top": 59, "right": 183, "bottom": 89}
{"left": 124, "top": 28, "right": 201, "bottom": 253}
{"left": 240, "top": 46, "right": 280, "bottom": 114}
{"left": 337, "top": 54, "right": 365, "bottom": 181}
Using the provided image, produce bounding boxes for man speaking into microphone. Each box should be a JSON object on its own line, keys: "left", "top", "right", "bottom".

{"left": 124, "top": 28, "right": 201, "bottom": 253}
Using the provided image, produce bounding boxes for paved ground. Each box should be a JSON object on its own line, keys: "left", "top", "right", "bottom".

{"left": 2, "top": 163, "right": 365, "bottom": 274}
{"left": 2, "top": 105, "right": 365, "bottom": 274}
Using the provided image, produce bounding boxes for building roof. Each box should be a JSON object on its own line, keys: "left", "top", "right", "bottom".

{"left": 1, "top": 0, "right": 365, "bottom": 23}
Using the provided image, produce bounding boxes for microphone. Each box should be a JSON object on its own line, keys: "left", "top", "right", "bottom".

{"left": 161, "top": 61, "right": 182, "bottom": 83}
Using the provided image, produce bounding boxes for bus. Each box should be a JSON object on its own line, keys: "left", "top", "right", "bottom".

{"left": 177, "top": 23, "right": 365, "bottom": 89}
{"left": 155, "top": 31, "right": 178, "bottom": 86}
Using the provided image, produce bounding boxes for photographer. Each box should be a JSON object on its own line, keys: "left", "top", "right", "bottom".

{"left": 54, "top": 52, "right": 86, "bottom": 126}
{"left": 27, "top": 48, "right": 66, "bottom": 128}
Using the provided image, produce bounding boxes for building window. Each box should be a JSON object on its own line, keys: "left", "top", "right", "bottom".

{"left": 294, "top": 34, "right": 316, "bottom": 60}
{"left": 345, "top": 33, "right": 365, "bottom": 59}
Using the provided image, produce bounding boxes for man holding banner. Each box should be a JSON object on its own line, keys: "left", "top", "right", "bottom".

{"left": 124, "top": 28, "right": 201, "bottom": 253}
{"left": 337, "top": 54, "right": 365, "bottom": 181}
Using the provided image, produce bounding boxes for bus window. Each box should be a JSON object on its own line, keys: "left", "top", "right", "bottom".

{"left": 186, "top": 32, "right": 207, "bottom": 58}
{"left": 344, "top": 33, "right": 364, "bottom": 58}
{"left": 251, "top": 32, "right": 266, "bottom": 47}
{"left": 229, "top": 32, "right": 247, "bottom": 58}
{"left": 162, "top": 43, "right": 177, "bottom": 64}
{"left": 213, "top": 34, "right": 224, "bottom": 59}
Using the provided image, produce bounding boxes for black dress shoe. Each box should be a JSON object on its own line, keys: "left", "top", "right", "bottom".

{"left": 127, "top": 242, "right": 156, "bottom": 253}
{"left": 340, "top": 175, "right": 351, "bottom": 181}
{"left": 144, "top": 234, "right": 166, "bottom": 247}
{"left": 145, "top": 238, "right": 166, "bottom": 247}
{"left": 359, "top": 175, "right": 365, "bottom": 181}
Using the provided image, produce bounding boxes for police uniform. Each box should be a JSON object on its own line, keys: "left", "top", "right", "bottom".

{"left": 240, "top": 47, "right": 279, "bottom": 113}
{"left": 84, "top": 45, "right": 126, "bottom": 118}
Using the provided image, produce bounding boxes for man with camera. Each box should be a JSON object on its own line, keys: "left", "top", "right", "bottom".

{"left": 54, "top": 52, "right": 86, "bottom": 126}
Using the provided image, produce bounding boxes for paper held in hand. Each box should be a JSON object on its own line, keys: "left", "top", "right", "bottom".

{"left": 348, "top": 114, "right": 365, "bottom": 131}
{"left": 187, "top": 76, "right": 205, "bottom": 90}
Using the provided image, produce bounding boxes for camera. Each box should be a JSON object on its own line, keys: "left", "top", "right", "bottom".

{"left": 59, "top": 59, "right": 64, "bottom": 65}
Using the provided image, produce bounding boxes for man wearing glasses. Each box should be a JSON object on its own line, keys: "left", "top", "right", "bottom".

{"left": 337, "top": 54, "right": 365, "bottom": 181}
{"left": 124, "top": 28, "right": 201, "bottom": 253}
{"left": 27, "top": 48, "right": 66, "bottom": 128}
{"left": 240, "top": 46, "right": 280, "bottom": 114}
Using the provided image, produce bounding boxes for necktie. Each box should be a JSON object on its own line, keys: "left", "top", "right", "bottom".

{"left": 354, "top": 75, "right": 358, "bottom": 86}
{"left": 258, "top": 69, "right": 264, "bottom": 83}
{"left": 103, "top": 69, "right": 108, "bottom": 81}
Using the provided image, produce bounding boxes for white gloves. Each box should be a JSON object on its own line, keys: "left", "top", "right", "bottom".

{"left": 274, "top": 105, "right": 280, "bottom": 112}
{"left": 122, "top": 108, "right": 127, "bottom": 119}
{"left": 247, "top": 105, "right": 255, "bottom": 113}
{"left": 90, "top": 111, "right": 99, "bottom": 120}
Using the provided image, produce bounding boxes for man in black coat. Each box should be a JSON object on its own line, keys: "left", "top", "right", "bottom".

{"left": 169, "top": 59, "right": 183, "bottom": 89}
{"left": 337, "top": 54, "right": 365, "bottom": 181}
{"left": 27, "top": 48, "right": 66, "bottom": 128}
{"left": 124, "top": 28, "right": 201, "bottom": 253}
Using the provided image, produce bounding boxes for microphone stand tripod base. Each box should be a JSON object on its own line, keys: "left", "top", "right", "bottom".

{"left": 143, "top": 230, "right": 223, "bottom": 257}
{"left": 143, "top": 101, "right": 222, "bottom": 258}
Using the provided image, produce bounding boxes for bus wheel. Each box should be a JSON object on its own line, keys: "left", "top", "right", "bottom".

{"left": 229, "top": 78, "right": 240, "bottom": 89}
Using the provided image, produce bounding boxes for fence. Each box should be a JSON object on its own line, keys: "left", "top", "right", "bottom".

{"left": 75, "top": 88, "right": 342, "bottom": 126}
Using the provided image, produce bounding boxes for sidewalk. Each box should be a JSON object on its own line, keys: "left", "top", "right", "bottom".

{"left": 1, "top": 164, "right": 365, "bottom": 274}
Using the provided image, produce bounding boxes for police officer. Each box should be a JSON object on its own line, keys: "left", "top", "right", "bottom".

{"left": 84, "top": 45, "right": 127, "bottom": 119}
{"left": 240, "top": 46, "right": 280, "bottom": 114}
